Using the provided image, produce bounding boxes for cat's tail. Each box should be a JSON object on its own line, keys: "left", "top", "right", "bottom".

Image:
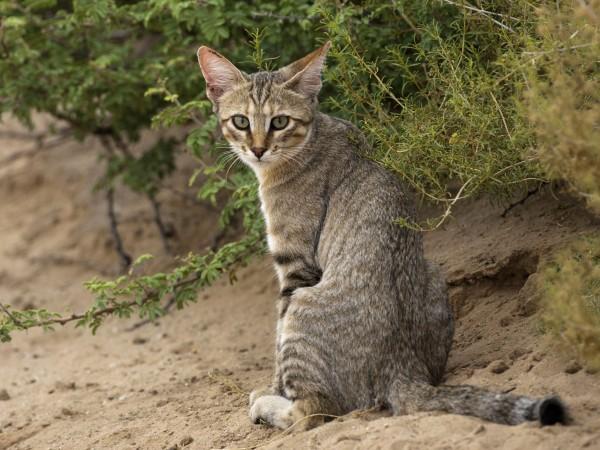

{"left": 387, "top": 377, "right": 568, "bottom": 426}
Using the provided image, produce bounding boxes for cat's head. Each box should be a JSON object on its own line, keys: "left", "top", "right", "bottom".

{"left": 197, "top": 42, "right": 330, "bottom": 172}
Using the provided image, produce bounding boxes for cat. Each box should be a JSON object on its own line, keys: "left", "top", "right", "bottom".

{"left": 196, "top": 41, "right": 567, "bottom": 429}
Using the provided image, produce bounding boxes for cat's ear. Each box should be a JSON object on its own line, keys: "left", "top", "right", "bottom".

{"left": 197, "top": 46, "right": 246, "bottom": 103}
{"left": 280, "top": 41, "right": 331, "bottom": 98}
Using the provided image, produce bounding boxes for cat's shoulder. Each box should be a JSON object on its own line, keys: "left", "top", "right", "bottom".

{"left": 317, "top": 112, "right": 359, "bottom": 133}
{"left": 316, "top": 112, "right": 369, "bottom": 151}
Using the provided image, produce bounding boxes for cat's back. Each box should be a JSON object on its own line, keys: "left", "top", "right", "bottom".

{"left": 315, "top": 113, "right": 421, "bottom": 283}
{"left": 315, "top": 112, "right": 417, "bottom": 228}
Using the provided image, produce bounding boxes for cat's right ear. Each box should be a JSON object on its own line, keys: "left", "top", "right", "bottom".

{"left": 280, "top": 41, "right": 331, "bottom": 98}
{"left": 197, "top": 47, "right": 246, "bottom": 103}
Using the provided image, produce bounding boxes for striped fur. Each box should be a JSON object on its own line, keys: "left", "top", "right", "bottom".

{"left": 197, "top": 43, "right": 567, "bottom": 430}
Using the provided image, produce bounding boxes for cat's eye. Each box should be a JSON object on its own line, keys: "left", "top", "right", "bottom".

{"left": 270, "top": 115, "right": 289, "bottom": 131}
{"left": 232, "top": 115, "right": 250, "bottom": 130}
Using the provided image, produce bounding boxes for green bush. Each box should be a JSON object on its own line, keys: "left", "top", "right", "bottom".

{"left": 318, "top": 0, "right": 544, "bottom": 225}
{"left": 539, "top": 235, "right": 600, "bottom": 371}
{"left": 524, "top": 0, "right": 600, "bottom": 212}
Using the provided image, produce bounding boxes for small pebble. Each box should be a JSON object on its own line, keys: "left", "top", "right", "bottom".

{"left": 180, "top": 436, "right": 194, "bottom": 447}
{"left": 55, "top": 381, "right": 76, "bottom": 391}
{"left": 509, "top": 348, "right": 528, "bottom": 361}
{"left": 565, "top": 360, "right": 582, "bottom": 374}
{"left": 132, "top": 336, "right": 148, "bottom": 345}
{"left": 0, "top": 389, "right": 10, "bottom": 401}
{"left": 532, "top": 352, "right": 545, "bottom": 362}
{"left": 61, "top": 407, "right": 75, "bottom": 416}
{"left": 489, "top": 360, "right": 509, "bottom": 374}
{"left": 472, "top": 424, "right": 486, "bottom": 435}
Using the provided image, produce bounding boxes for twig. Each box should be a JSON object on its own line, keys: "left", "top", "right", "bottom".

{"left": 344, "top": 38, "right": 405, "bottom": 109}
{"left": 148, "top": 195, "right": 172, "bottom": 253}
{"left": 522, "top": 42, "right": 598, "bottom": 56}
{"left": 9, "top": 275, "right": 201, "bottom": 330}
{"left": 399, "top": 11, "right": 420, "bottom": 35}
{"left": 501, "top": 186, "right": 541, "bottom": 218}
{"left": 125, "top": 295, "right": 177, "bottom": 331}
{"left": 489, "top": 92, "right": 512, "bottom": 141}
{"left": 249, "top": 12, "right": 315, "bottom": 22}
{"left": 0, "top": 303, "right": 24, "bottom": 328}
{"left": 441, "top": 0, "right": 515, "bottom": 32}
{"left": 125, "top": 225, "right": 227, "bottom": 331}
{"left": 107, "top": 188, "right": 132, "bottom": 271}
{"left": 432, "top": 177, "right": 475, "bottom": 229}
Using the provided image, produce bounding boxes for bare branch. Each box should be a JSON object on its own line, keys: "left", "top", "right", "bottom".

{"left": 148, "top": 195, "right": 173, "bottom": 253}
{"left": 441, "top": 0, "right": 516, "bottom": 33}
{"left": 107, "top": 188, "right": 133, "bottom": 272}
{"left": 522, "top": 42, "right": 598, "bottom": 56}
{"left": 250, "top": 12, "right": 315, "bottom": 22}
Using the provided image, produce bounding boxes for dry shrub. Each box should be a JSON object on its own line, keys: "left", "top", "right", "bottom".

{"left": 540, "top": 235, "right": 600, "bottom": 370}
{"left": 525, "top": 0, "right": 600, "bottom": 212}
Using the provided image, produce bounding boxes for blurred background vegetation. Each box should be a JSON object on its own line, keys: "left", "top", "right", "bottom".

{"left": 0, "top": 0, "right": 598, "bottom": 366}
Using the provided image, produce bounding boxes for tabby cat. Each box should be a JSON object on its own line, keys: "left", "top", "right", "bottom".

{"left": 197, "top": 42, "right": 567, "bottom": 429}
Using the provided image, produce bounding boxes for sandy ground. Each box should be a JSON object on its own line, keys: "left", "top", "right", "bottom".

{"left": 1, "top": 116, "right": 600, "bottom": 450}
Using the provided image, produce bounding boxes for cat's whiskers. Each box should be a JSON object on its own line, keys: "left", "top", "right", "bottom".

{"left": 216, "top": 149, "right": 239, "bottom": 168}
{"left": 225, "top": 156, "right": 242, "bottom": 179}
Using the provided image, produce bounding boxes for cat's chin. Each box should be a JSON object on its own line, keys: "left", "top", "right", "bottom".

{"left": 239, "top": 156, "right": 272, "bottom": 173}
{"left": 239, "top": 155, "right": 283, "bottom": 174}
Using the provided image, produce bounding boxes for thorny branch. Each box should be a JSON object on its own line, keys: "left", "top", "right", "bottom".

{"left": 126, "top": 224, "right": 228, "bottom": 331}
{"left": 0, "top": 275, "right": 201, "bottom": 331}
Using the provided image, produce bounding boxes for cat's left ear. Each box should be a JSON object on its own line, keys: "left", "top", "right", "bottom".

{"left": 197, "top": 46, "right": 246, "bottom": 103}
{"left": 280, "top": 41, "right": 331, "bottom": 98}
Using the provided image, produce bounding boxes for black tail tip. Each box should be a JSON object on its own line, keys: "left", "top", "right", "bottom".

{"left": 537, "top": 396, "right": 568, "bottom": 426}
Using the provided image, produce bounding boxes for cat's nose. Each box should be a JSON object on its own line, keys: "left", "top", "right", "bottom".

{"left": 251, "top": 147, "right": 267, "bottom": 159}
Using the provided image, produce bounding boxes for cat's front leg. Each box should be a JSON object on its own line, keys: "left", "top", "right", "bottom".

{"left": 249, "top": 385, "right": 277, "bottom": 408}
{"left": 249, "top": 298, "right": 287, "bottom": 409}
{"left": 250, "top": 395, "right": 329, "bottom": 430}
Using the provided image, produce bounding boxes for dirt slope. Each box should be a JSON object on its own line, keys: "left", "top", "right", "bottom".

{"left": 1, "top": 117, "right": 599, "bottom": 450}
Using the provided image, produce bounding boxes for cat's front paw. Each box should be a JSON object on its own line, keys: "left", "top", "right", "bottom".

{"left": 249, "top": 395, "right": 294, "bottom": 429}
